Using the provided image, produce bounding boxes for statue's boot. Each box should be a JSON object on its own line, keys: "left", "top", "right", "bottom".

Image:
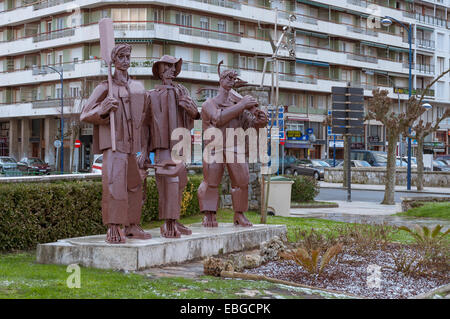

{"left": 233, "top": 212, "right": 253, "bottom": 227}
{"left": 106, "top": 224, "right": 127, "bottom": 244}
{"left": 175, "top": 221, "right": 192, "bottom": 235}
{"left": 202, "top": 211, "right": 218, "bottom": 227}
{"left": 160, "top": 219, "right": 181, "bottom": 238}
{"left": 125, "top": 224, "right": 152, "bottom": 239}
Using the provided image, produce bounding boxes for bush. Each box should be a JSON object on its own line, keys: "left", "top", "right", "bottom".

{"left": 0, "top": 175, "right": 204, "bottom": 251}
{"left": 290, "top": 175, "right": 319, "bottom": 203}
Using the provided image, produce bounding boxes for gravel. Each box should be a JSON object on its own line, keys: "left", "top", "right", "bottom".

{"left": 244, "top": 243, "right": 449, "bottom": 299}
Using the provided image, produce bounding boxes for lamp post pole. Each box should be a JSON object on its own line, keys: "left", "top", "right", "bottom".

{"left": 383, "top": 16, "right": 413, "bottom": 190}
{"left": 44, "top": 65, "right": 64, "bottom": 174}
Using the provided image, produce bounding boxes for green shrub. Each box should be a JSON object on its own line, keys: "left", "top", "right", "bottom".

{"left": 0, "top": 175, "right": 204, "bottom": 251}
{"left": 290, "top": 175, "right": 319, "bottom": 203}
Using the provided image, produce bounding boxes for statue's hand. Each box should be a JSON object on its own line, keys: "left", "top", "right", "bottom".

{"left": 137, "top": 152, "right": 151, "bottom": 170}
{"left": 100, "top": 97, "right": 119, "bottom": 117}
{"left": 238, "top": 95, "right": 258, "bottom": 110}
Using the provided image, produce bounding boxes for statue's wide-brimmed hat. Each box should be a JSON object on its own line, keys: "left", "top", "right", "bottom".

{"left": 152, "top": 55, "right": 182, "bottom": 80}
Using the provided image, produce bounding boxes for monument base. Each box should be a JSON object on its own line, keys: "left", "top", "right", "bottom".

{"left": 36, "top": 223, "right": 286, "bottom": 271}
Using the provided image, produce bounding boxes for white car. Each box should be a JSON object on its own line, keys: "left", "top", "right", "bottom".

{"left": 91, "top": 154, "right": 103, "bottom": 174}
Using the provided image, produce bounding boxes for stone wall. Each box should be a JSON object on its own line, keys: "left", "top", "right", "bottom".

{"left": 324, "top": 167, "right": 450, "bottom": 188}
{"left": 220, "top": 163, "right": 262, "bottom": 211}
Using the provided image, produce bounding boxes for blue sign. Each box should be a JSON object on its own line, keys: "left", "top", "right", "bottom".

{"left": 306, "top": 128, "right": 314, "bottom": 135}
{"left": 300, "top": 135, "right": 309, "bottom": 141}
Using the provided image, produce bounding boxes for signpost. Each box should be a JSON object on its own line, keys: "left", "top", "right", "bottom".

{"left": 268, "top": 106, "right": 285, "bottom": 174}
{"left": 331, "top": 86, "right": 365, "bottom": 202}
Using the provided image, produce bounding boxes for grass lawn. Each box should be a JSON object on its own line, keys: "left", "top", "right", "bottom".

{"left": 396, "top": 202, "right": 450, "bottom": 220}
{"left": 0, "top": 209, "right": 417, "bottom": 299}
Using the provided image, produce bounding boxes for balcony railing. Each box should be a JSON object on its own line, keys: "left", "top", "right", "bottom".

{"left": 347, "top": 25, "right": 378, "bottom": 37}
{"left": 416, "top": 64, "right": 435, "bottom": 74}
{"left": 33, "top": 0, "right": 74, "bottom": 10}
{"left": 113, "top": 22, "right": 154, "bottom": 31}
{"left": 31, "top": 63, "right": 75, "bottom": 75}
{"left": 191, "top": 0, "right": 241, "bottom": 10}
{"left": 33, "top": 28, "right": 75, "bottom": 42}
{"left": 417, "top": 38, "right": 435, "bottom": 50}
{"left": 32, "top": 98, "right": 74, "bottom": 109}
{"left": 179, "top": 26, "right": 240, "bottom": 42}
{"left": 415, "top": 13, "right": 446, "bottom": 28}
{"left": 347, "top": 53, "right": 378, "bottom": 64}
{"left": 279, "top": 11, "right": 318, "bottom": 25}
{"left": 394, "top": 87, "right": 435, "bottom": 97}
{"left": 296, "top": 44, "right": 318, "bottom": 55}
{"left": 279, "top": 73, "right": 317, "bottom": 85}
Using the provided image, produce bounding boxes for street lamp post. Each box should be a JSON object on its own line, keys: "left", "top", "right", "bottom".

{"left": 41, "top": 65, "right": 64, "bottom": 174}
{"left": 381, "top": 16, "right": 413, "bottom": 190}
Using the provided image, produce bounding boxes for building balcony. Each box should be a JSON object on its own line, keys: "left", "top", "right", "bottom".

{"left": 33, "top": 28, "right": 75, "bottom": 43}
{"left": 416, "top": 64, "right": 435, "bottom": 74}
{"left": 191, "top": 0, "right": 241, "bottom": 10}
{"left": 394, "top": 87, "right": 435, "bottom": 97}
{"left": 415, "top": 13, "right": 447, "bottom": 28}
{"left": 347, "top": 53, "right": 378, "bottom": 64}
{"left": 416, "top": 38, "right": 435, "bottom": 50}
{"left": 33, "top": 0, "right": 75, "bottom": 11}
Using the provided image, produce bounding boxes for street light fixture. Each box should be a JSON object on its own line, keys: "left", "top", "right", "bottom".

{"left": 40, "top": 65, "right": 64, "bottom": 174}
{"left": 381, "top": 16, "right": 413, "bottom": 190}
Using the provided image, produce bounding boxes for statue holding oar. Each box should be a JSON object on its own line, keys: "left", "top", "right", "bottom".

{"left": 80, "top": 18, "right": 151, "bottom": 244}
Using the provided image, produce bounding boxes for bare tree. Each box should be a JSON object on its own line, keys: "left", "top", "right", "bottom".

{"left": 367, "top": 89, "right": 424, "bottom": 204}
{"left": 404, "top": 68, "right": 450, "bottom": 191}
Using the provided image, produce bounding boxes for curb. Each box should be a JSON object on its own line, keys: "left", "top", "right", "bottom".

{"left": 319, "top": 185, "right": 450, "bottom": 195}
{"left": 291, "top": 203, "right": 339, "bottom": 209}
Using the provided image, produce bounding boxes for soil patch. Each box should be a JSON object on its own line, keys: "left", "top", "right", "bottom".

{"left": 244, "top": 243, "right": 449, "bottom": 299}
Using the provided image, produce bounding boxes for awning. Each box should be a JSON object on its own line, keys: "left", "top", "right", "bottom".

{"left": 296, "top": 0, "right": 329, "bottom": 9}
{"left": 296, "top": 59, "right": 329, "bottom": 68}
{"left": 285, "top": 142, "right": 311, "bottom": 149}
{"left": 296, "top": 30, "right": 328, "bottom": 39}
{"left": 116, "top": 38, "right": 152, "bottom": 43}
{"left": 361, "top": 41, "right": 388, "bottom": 49}
{"left": 416, "top": 25, "right": 434, "bottom": 32}
{"left": 387, "top": 46, "right": 410, "bottom": 53}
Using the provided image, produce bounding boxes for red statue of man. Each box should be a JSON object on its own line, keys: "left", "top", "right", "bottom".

{"left": 80, "top": 43, "right": 151, "bottom": 244}
{"left": 140, "top": 55, "right": 200, "bottom": 238}
{"left": 198, "top": 63, "right": 268, "bottom": 227}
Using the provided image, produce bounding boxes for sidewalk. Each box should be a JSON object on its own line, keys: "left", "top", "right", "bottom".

{"left": 319, "top": 181, "right": 450, "bottom": 195}
{"left": 291, "top": 200, "right": 401, "bottom": 216}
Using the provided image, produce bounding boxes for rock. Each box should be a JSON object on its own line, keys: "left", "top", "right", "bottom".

{"left": 260, "top": 235, "right": 287, "bottom": 263}
{"left": 203, "top": 257, "right": 234, "bottom": 277}
{"left": 243, "top": 254, "right": 262, "bottom": 269}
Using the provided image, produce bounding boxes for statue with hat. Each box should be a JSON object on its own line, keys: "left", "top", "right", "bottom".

{"left": 139, "top": 55, "right": 200, "bottom": 238}
{"left": 80, "top": 41, "right": 151, "bottom": 244}
{"left": 197, "top": 61, "right": 268, "bottom": 228}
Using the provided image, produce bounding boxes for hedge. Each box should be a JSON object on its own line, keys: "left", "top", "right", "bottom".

{"left": 0, "top": 175, "right": 203, "bottom": 251}
{"left": 290, "top": 175, "right": 319, "bottom": 203}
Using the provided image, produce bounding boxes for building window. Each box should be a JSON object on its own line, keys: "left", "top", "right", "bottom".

{"left": 153, "top": 9, "right": 163, "bottom": 22}
{"left": 200, "top": 17, "right": 209, "bottom": 30}
{"left": 218, "top": 20, "right": 226, "bottom": 32}
{"left": 176, "top": 13, "right": 192, "bottom": 27}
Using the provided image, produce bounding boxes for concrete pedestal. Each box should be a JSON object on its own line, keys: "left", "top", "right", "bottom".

{"left": 36, "top": 223, "right": 286, "bottom": 271}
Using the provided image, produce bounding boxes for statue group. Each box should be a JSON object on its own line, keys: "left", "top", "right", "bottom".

{"left": 81, "top": 44, "right": 268, "bottom": 244}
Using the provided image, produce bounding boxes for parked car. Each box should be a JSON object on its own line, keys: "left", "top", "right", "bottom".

{"left": 0, "top": 156, "right": 19, "bottom": 175}
{"left": 337, "top": 160, "right": 372, "bottom": 168}
{"left": 322, "top": 158, "right": 343, "bottom": 167}
{"left": 433, "top": 160, "right": 450, "bottom": 172}
{"left": 397, "top": 156, "right": 417, "bottom": 168}
{"left": 17, "top": 157, "right": 51, "bottom": 174}
{"left": 279, "top": 156, "right": 320, "bottom": 180}
{"left": 350, "top": 150, "right": 388, "bottom": 167}
{"left": 91, "top": 154, "right": 103, "bottom": 174}
{"left": 296, "top": 159, "right": 329, "bottom": 180}
{"left": 436, "top": 156, "right": 450, "bottom": 166}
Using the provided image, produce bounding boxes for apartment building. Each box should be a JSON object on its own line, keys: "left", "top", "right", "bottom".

{"left": 0, "top": 0, "right": 449, "bottom": 171}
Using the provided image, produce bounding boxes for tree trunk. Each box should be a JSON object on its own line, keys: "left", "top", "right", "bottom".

{"left": 382, "top": 131, "right": 397, "bottom": 205}
{"left": 416, "top": 136, "right": 424, "bottom": 191}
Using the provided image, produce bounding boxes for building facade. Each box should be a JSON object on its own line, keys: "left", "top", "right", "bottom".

{"left": 0, "top": 0, "right": 449, "bottom": 171}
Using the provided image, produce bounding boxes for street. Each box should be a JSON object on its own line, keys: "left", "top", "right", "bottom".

{"left": 316, "top": 188, "right": 450, "bottom": 203}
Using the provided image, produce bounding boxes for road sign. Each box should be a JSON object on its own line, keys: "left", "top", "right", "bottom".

{"left": 332, "top": 127, "right": 364, "bottom": 135}
{"left": 306, "top": 128, "right": 314, "bottom": 134}
{"left": 75, "top": 139, "right": 81, "bottom": 148}
{"left": 331, "top": 86, "right": 365, "bottom": 135}
{"left": 54, "top": 140, "right": 62, "bottom": 148}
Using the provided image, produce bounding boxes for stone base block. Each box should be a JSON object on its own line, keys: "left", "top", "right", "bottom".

{"left": 36, "top": 223, "right": 286, "bottom": 271}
